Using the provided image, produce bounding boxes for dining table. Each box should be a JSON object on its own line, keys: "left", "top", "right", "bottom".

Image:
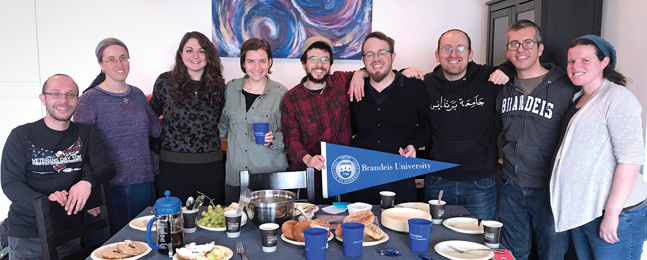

{"left": 87, "top": 204, "right": 500, "bottom": 260}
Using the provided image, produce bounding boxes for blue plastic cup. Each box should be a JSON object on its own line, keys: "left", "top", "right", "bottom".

{"left": 408, "top": 218, "right": 432, "bottom": 252}
{"left": 303, "top": 228, "right": 328, "bottom": 260}
{"left": 341, "top": 222, "right": 364, "bottom": 257}
{"left": 253, "top": 123, "right": 270, "bottom": 145}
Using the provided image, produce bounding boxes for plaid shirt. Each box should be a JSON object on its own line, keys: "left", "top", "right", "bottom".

{"left": 281, "top": 71, "right": 353, "bottom": 170}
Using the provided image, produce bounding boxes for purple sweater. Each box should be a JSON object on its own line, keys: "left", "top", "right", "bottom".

{"left": 74, "top": 85, "right": 161, "bottom": 186}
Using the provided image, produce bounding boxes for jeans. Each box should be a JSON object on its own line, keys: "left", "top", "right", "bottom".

{"left": 111, "top": 181, "right": 156, "bottom": 230}
{"left": 8, "top": 236, "right": 80, "bottom": 260}
{"left": 571, "top": 207, "right": 647, "bottom": 260}
{"left": 424, "top": 175, "right": 496, "bottom": 220}
{"left": 498, "top": 173, "right": 569, "bottom": 260}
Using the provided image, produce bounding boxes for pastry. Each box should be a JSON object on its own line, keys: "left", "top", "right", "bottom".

{"left": 292, "top": 221, "right": 311, "bottom": 242}
{"left": 115, "top": 240, "right": 147, "bottom": 256}
{"left": 100, "top": 245, "right": 132, "bottom": 259}
{"left": 176, "top": 242, "right": 216, "bottom": 260}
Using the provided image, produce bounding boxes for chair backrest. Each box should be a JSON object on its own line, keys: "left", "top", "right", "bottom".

{"left": 34, "top": 182, "right": 116, "bottom": 260}
{"left": 240, "top": 168, "right": 316, "bottom": 202}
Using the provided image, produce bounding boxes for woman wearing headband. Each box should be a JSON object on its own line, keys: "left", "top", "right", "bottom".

{"left": 218, "top": 38, "right": 288, "bottom": 204}
{"left": 550, "top": 35, "right": 647, "bottom": 259}
{"left": 74, "top": 38, "right": 161, "bottom": 230}
{"left": 150, "top": 32, "right": 226, "bottom": 204}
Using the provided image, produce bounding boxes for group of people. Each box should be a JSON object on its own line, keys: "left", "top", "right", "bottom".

{"left": 1, "top": 18, "right": 645, "bottom": 260}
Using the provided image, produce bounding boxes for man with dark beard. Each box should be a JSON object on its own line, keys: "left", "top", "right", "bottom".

{"left": 342, "top": 32, "right": 431, "bottom": 204}
{"left": 281, "top": 36, "right": 365, "bottom": 203}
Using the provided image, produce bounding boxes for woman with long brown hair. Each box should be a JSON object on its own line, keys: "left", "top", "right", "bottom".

{"left": 150, "top": 31, "right": 226, "bottom": 204}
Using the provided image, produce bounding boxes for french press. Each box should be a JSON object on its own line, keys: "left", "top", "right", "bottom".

{"left": 146, "top": 190, "right": 184, "bottom": 257}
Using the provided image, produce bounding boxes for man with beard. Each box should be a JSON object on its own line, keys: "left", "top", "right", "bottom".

{"left": 281, "top": 36, "right": 365, "bottom": 203}
{"left": 342, "top": 31, "right": 431, "bottom": 204}
{"left": 399, "top": 29, "right": 511, "bottom": 220}
{"left": 1, "top": 74, "right": 115, "bottom": 259}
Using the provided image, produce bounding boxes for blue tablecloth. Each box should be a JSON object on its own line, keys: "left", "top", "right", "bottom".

{"left": 87, "top": 204, "right": 492, "bottom": 260}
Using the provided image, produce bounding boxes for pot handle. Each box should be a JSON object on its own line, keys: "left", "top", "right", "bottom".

{"left": 146, "top": 216, "right": 160, "bottom": 250}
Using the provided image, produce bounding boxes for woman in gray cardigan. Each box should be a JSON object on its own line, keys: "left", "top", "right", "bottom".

{"left": 550, "top": 35, "right": 647, "bottom": 259}
{"left": 219, "top": 38, "right": 289, "bottom": 204}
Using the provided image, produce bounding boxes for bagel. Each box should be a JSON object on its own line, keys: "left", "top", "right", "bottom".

{"left": 292, "top": 220, "right": 311, "bottom": 242}
{"left": 364, "top": 223, "right": 385, "bottom": 240}
{"left": 334, "top": 223, "right": 343, "bottom": 238}
{"left": 343, "top": 210, "right": 375, "bottom": 226}
{"left": 115, "top": 240, "right": 147, "bottom": 256}
{"left": 176, "top": 242, "right": 216, "bottom": 260}
{"left": 281, "top": 220, "right": 298, "bottom": 240}
{"left": 101, "top": 245, "right": 132, "bottom": 259}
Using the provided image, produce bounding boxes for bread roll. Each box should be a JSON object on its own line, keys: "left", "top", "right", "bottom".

{"left": 281, "top": 220, "right": 298, "bottom": 240}
{"left": 292, "top": 221, "right": 311, "bottom": 242}
{"left": 364, "top": 223, "right": 384, "bottom": 240}
{"left": 344, "top": 210, "right": 375, "bottom": 226}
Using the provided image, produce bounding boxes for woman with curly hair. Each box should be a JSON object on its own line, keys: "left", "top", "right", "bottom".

{"left": 150, "top": 31, "right": 226, "bottom": 204}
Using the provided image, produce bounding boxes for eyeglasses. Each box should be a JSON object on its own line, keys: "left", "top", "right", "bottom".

{"left": 507, "top": 41, "right": 540, "bottom": 51}
{"left": 440, "top": 46, "right": 469, "bottom": 54}
{"left": 43, "top": 92, "right": 79, "bottom": 99}
{"left": 307, "top": 56, "right": 330, "bottom": 63}
{"left": 102, "top": 55, "right": 130, "bottom": 64}
{"left": 363, "top": 50, "right": 390, "bottom": 61}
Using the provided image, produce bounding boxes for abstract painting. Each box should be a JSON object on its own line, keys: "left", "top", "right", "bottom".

{"left": 212, "top": 0, "right": 372, "bottom": 59}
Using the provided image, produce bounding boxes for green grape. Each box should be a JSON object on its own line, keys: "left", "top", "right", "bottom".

{"left": 201, "top": 211, "right": 207, "bottom": 216}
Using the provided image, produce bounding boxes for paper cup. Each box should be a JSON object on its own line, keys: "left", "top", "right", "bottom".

{"left": 260, "top": 223, "right": 279, "bottom": 252}
{"left": 380, "top": 191, "right": 396, "bottom": 209}
{"left": 182, "top": 207, "right": 198, "bottom": 233}
{"left": 224, "top": 211, "right": 242, "bottom": 238}
{"left": 428, "top": 200, "right": 446, "bottom": 224}
{"left": 483, "top": 220, "right": 503, "bottom": 248}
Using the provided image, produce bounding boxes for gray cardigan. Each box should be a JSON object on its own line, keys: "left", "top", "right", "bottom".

{"left": 550, "top": 79, "right": 646, "bottom": 232}
{"left": 219, "top": 76, "right": 289, "bottom": 186}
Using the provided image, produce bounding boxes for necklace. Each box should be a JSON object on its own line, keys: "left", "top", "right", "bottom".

{"left": 193, "top": 83, "right": 199, "bottom": 95}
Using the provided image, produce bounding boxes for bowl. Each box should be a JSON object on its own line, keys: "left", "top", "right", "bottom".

{"left": 347, "top": 202, "right": 372, "bottom": 214}
{"left": 246, "top": 190, "right": 296, "bottom": 226}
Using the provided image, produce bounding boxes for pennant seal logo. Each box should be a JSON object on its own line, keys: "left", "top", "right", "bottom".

{"left": 331, "top": 155, "right": 360, "bottom": 184}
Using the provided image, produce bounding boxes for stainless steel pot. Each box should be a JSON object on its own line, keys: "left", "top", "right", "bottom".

{"left": 246, "top": 190, "right": 296, "bottom": 226}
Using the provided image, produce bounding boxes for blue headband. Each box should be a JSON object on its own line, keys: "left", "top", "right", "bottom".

{"left": 576, "top": 35, "right": 616, "bottom": 69}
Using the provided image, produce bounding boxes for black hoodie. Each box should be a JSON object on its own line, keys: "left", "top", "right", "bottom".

{"left": 496, "top": 63, "right": 578, "bottom": 189}
{"left": 424, "top": 62, "right": 503, "bottom": 181}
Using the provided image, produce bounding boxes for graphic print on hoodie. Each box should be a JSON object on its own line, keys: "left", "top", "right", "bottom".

{"left": 496, "top": 64, "right": 579, "bottom": 189}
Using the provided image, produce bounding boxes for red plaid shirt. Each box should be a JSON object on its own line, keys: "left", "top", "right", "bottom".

{"left": 281, "top": 71, "right": 353, "bottom": 170}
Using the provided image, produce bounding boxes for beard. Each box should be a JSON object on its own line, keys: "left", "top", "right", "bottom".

{"left": 367, "top": 61, "right": 393, "bottom": 83}
{"left": 306, "top": 67, "right": 329, "bottom": 84}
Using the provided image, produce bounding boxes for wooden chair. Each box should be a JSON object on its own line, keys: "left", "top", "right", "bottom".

{"left": 240, "top": 168, "right": 316, "bottom": 203}
{"left": 34, "top": 182, "right": 116, "bottom": 260}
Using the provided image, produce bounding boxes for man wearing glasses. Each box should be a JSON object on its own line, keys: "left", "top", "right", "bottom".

{"left": 281, "top": 36, "right": 365, "bottom": 203}
{"left": 400, "top": 29, "right": 511, "bottom": 221}
{"left": 496, "top": 20, "right": 577, "bottom": 260}
{"left": 1, "top": 74, "right": 115, "bottom": 259}
{"left": 342, "top": 31, "right": 430, "bottom": 204}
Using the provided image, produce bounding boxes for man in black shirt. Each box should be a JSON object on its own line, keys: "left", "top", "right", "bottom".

{"left": 1, "top": 74, "right": 115, "bottom": 259}
{"left": 345, "top": 32, "right": 431, "bottom": 204}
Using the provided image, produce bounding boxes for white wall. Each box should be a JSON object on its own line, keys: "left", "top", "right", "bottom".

{"left": 0, "top": 0, "right": 489, "bottom": 220}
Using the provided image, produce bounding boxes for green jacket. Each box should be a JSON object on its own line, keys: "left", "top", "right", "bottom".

{"left": 219, "top": 76, "right": 289, "bottom": 186}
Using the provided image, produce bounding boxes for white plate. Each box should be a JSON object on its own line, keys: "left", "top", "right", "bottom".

{"left": 91, "top": 241, "right": 151, "bottom": 260}
{"left": 434, "top": 240, "right": 494, "bottom": 260}
{"left": 197, "top": 213, "right": 247, "bottom": 231}
{"left": 172, "top": 245, "right": 233, "bottom": 260}
{"left": 381, "top": 208, "right": 431, "bottom": 233}
{"left": 443, "top": 217, "right": 483, "bottom": 234}
{"left": 280, "top": 231, "right": 334, "bottom": 246}
{"left": 129, "top": 215, "right": 156, "bottom": 231}
{"left": 395, "top": 202, "right": 430, "bottom": 213}
{"left": 334, "top": 232, "right": 389, "bottom": 246}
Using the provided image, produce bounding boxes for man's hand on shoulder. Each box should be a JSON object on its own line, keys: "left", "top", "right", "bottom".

{"left": 401, "top": 67, "right": 424, "bottom": 80}
{"left": 48, "top": 190, "right": 68, "bottom": 206}
{"left": 349, "top": 69, "right": 368, "bottom": 101}
{"left": 65, "top": 180, "right": 92, "bottom": 215}
{"left": 488, "top": 69, "right": 510, "bottom": 85}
